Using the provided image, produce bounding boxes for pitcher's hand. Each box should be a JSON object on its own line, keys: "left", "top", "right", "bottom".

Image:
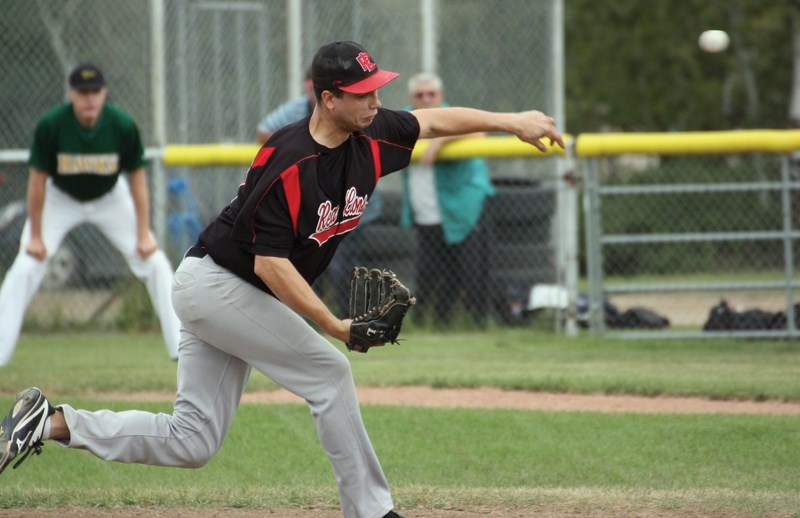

{"left": 514, "top": 110, "right": 565, "bottom": 152}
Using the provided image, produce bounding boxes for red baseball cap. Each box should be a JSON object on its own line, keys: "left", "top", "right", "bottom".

{"left": 311, "top": 41, "right": 399, "bottom": 94}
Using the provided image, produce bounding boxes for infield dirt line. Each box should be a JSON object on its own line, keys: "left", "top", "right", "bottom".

{"left": 61, "top": 386, "right": 800, "bottom": 415}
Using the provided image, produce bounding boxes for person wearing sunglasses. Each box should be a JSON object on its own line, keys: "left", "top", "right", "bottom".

{"left": 400, "top": 72, "right": 496, "bottom": 328}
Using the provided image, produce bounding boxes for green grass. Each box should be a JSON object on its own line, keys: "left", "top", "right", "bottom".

{"left": 0, "top": 401, "right": 798, "bottom": 514}
{"left": 1, "top": 329, "right": 799, "bottom": 515}
{"left": 5, "top": 329, "right": 800, "bottom": 401}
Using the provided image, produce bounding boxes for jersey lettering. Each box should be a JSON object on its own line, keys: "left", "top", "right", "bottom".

{"left": 57, "top": 153, "right": 119, "bottom": 176}
{"left": 310, "top": 188, "right": 370, "bottom": 246}
{"left": 316, "top": 200, "right": 340, "bottom": 233}
{"left": 343, "top": 187, "right": 369, "bottom": 217}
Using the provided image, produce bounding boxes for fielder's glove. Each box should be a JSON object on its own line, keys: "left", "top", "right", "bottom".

{"left": 347, "top": 267, "right": 416, "bottom": 353}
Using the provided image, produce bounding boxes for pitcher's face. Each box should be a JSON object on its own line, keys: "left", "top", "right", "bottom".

{"left": 331, "top": 90, "right": 382, "bottom": 132}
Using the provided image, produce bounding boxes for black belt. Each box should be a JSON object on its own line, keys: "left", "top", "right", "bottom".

{"left": 185, "top": 245, "right": 207, "bottom": 259}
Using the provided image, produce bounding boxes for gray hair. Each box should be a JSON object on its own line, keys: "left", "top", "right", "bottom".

{"left": 407, "top": 71, "right": 443, "bottom": 94}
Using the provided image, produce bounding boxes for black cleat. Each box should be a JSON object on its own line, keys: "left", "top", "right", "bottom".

{"left": 0, "top": 387, "right": 55, "bottom": 474}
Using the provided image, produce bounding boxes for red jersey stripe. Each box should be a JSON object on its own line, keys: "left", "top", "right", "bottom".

{"left": 280, "top": 165, "right": 302, "bottom": 235}
{"left": 370, "top": 139, "right": 381, "bottom": 184}
{"left": 252, "top": 146, "right": 275, "bottom": 168}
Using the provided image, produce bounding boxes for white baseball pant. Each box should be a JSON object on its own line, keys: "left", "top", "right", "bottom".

{"left": 0, "top": 178, "right": 180, "bottom": 365}
{"left": 58, "top": 254, "right": 395, "bottom": 518}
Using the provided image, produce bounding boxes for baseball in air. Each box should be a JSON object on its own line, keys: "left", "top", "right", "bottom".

{"left": 698, "top": 30, "right": 730, "bottom": 53}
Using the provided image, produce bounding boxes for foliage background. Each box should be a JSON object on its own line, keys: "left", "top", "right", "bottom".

{"left": 565, "top": 0, "right": 797, "bottom": 132}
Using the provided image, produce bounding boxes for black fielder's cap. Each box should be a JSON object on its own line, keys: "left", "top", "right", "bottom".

{"left": 311, "top": 41, "right": 399, "bottom": 94}
{"left": 68, "top": 63, "right": 106, "bottom": 90}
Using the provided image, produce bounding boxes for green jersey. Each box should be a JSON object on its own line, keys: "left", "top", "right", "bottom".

{"left": 28, "top": 102, "right": 146, "bottom": 201}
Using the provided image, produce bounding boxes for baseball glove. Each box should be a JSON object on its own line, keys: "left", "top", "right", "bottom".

{"left": 347, "top": 267, "right": 416, "bottom": 353}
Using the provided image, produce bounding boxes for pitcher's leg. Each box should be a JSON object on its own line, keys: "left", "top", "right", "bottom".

{"left": 299, "top": 348, "right": 392, "bottom": 518}
{"left": 252, "top": 327, "right": 390, "bottom": 518}
{"left": 190, "top": 260, "right": 393, "bottom": 518}
{"left": 59, "top": 331, "right": 249, "bottom": 466}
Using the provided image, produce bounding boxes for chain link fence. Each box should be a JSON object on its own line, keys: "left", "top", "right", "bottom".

{"left": 583, "top": 152, "right": 800, "bottom": 337}
{"left": 0, "top": 0, "right": 559, "bottom": 331}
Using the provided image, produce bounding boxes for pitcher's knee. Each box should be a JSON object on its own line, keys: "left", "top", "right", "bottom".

{"left": 326, "top": 348, "right": 354, "bottom": 382}
{"left": 308, "top": 350, "right": 356, "bottom": 406}
{"left": 169, "top": 433, "right": 221, "bottom": 468}
{"left": 169, "top": 416, "right": 224, "bottom": 468}
{"left": 181, "top": 447, "right": 215, "bottom": 469}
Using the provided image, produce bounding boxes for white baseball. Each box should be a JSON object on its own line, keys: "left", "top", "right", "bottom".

{"left": 698, "top": 30, "right": 730, "bottom": 53}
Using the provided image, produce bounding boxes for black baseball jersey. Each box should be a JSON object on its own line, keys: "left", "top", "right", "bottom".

{"left": 198, "top": 108, "right": 419, "bottom": 295}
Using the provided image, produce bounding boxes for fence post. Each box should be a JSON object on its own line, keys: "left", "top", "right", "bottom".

{"left": 582, "top": 158, "right": 605, "bottom": 335}
{"left": 287, "top": 0, "right": 302, "bottom": 98}
{"left": 420, "top": 0, "right": 438, "bottom": 72}
{"left": 780, "top": 155, "right": 798, "bottom": 335}
{"left": 150, "top": 0, "right": 167, "bottom": 245}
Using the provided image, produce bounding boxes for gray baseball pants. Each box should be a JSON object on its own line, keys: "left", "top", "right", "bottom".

{"left": 58, "top": 254, "right": 395, "bottom": 518}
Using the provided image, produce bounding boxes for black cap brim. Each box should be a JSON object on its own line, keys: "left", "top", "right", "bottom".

{"left": 71, "top": 81, "right": 105, "bottom": 90}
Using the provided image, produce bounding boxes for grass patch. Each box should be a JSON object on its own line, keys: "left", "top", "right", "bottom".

{"left": 0, "top": 402, "right": 798, "bottom": 514}
{"left": 3, "top": 329, "right": 800, "bottom": 401}
{"left": 2, "top": 329, "right": 799, "bottom": 515}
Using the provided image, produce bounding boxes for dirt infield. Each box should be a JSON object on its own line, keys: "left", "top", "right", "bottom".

{"left": 257, "top": 386, "right": 800, "bottom": 414}
{"left": 83, "top": 386, "right": 800, "bottom": 415}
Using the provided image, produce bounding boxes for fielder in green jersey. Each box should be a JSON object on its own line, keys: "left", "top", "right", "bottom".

{"left": 0, "top": 63, "right": 180, "bottom": 365}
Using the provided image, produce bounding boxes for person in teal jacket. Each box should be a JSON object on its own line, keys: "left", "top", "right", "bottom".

{"left": 400, "top": 72, "right": 495, "bottom": 326}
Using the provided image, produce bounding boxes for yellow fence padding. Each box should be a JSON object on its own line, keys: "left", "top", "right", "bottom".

{"left": 162, "top": 130, "right": 800, "bottom": 167}
{"left": 575, "top": 130, "right": 800, "bottom": 156}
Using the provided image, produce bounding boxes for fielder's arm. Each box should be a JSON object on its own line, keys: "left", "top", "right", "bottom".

{"left": 25, "top": 167, "right": 48, "bottom": 261}
{"left": 127, "top": 167, "right": 158, "bottom": 259}
{"left": 254, "top": 255, "right": 351, "bottom": 342}
{"left": 411, "top": 107, "right": 565, "bottom": 152}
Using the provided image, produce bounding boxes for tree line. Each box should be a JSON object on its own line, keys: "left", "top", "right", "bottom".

{"left": 565, "top": 0, "right": 798, "bottom": 133}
